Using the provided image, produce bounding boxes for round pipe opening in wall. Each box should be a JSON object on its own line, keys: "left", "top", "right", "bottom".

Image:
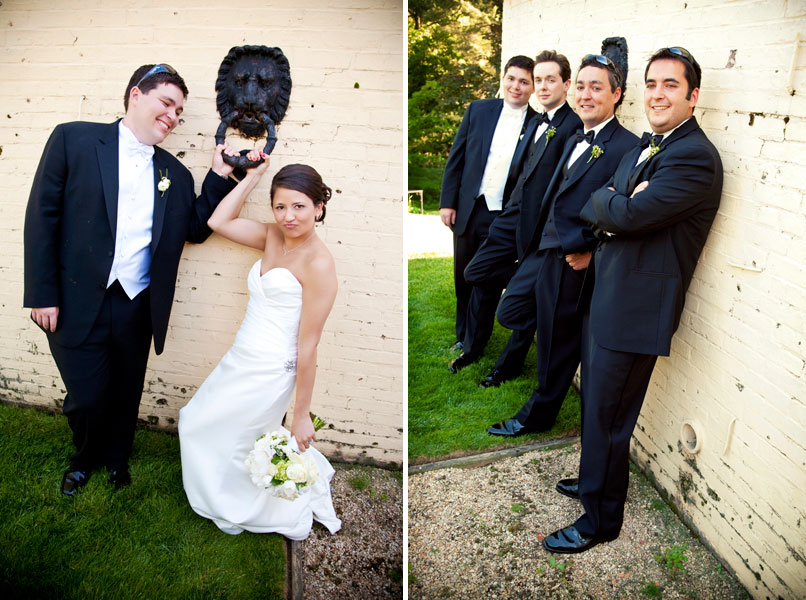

{"left": 681, "top": 420, "right": 703, "bottom": 455}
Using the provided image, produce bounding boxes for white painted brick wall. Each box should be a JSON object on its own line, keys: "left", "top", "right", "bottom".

{"left": 504, "top": 1, "right": 804, "bottom": 597}
{"left": 0, "top": 0, "right": 403, "bottom": 467}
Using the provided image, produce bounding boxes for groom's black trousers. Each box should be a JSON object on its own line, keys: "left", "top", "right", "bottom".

{"left": 47, "top": 281, "right": 152, "bottom": 471}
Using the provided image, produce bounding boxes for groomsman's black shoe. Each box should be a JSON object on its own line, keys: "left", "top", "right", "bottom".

{"left": 486, "top": 418, "right": 538, "bottom": 437}
{"left": 61, "top": 469, "right": 90, "bottom": 497}
{"left": 542, "top": 525, "right": 616, "bottom": 554}
{"left": 556, "top": 478, "right": 579, "bottom": 500}
{"left": 109, "top": 468, "right": 131, "bottom": 490}
{"left": 450, "top": 341, "right": 464, "bottom": 352}
{"left": 479, "top": 367, "right": 510, "bottom": 388}
{"left": 448, "top": 352, "right": 477, "bottom": 373}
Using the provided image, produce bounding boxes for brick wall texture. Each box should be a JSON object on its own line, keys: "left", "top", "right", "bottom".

{"left": 0, "top": 0, "right": 404, "bottom": 466}
{"left": 504, "top": 1, "right": 805, "bottom": 597}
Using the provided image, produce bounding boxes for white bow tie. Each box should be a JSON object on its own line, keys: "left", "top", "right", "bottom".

{"left": 122, "top": 135, "right": 154, "bottom": 162}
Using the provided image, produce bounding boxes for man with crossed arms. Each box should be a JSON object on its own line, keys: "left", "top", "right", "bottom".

{"left": 543, "top": 47, "right": 723, "bottom": 554}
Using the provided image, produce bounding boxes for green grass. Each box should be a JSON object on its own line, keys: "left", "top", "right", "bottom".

{"left": 407, "top": 162, "right": 443, "bottom": 214}
{"left": 0, "top": 403, "right": 285, "bottom": 599}
{"left": 408, "top": 257, "right": 581, "bottom": 462}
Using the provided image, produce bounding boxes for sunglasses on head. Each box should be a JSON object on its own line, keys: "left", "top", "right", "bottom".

{"left": 584, "top": 54, "right": 616, "bottom": 69}
{"left": 657, "top": 47, "right": 695, "bottom": 65}
{"left": 583, "top": 54, "right": 621, "bottom": 84}
{"left": 135, "top": 63, "right": 177, "bottom": 89}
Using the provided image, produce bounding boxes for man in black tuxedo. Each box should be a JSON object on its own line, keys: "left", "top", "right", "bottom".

{"left": 439, "top": 56, "right": 536, "bottom": 362}
{"left": 487, "top": 53, "right": 638, "bottom": 437}
{"left": 457, "top": 51, "right": 582, "bottom": 386}
{"left": 543, "top": 48, "right": 723, "bottom": 553}
{"left": 24, "top": 64, "right": 237, "bottom": 495}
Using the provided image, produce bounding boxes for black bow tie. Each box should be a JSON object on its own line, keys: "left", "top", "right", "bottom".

{"left": 575, "top": 130, "right": 594, "bottom": 145}
{"left": 537, "top": 112, "right": 551, "bottom": 125}
{"left": 640, "top": 132, "right": 664, "bottom": 148}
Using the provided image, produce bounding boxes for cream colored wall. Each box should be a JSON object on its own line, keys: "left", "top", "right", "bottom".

{"left": 0, "top": 0, "right": 404, "bottom": 466}
{"left": 504, "top": 1, "right": 804, "bottom": 597}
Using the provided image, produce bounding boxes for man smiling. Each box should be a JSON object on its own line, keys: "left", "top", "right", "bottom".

{"left": 440, "top": 56, "right": 536, "bottom": 366}
{"left": 460, "top": 51, "right": 581, "bottom": 385}
{"left": 488, "top": 51, "right": 638, "bottom": 438}
{"left": 543, "top": 47, "right": 723, "bottom": 554}
{"left": 24, "top": 64, "right": 237, "bottom": 496}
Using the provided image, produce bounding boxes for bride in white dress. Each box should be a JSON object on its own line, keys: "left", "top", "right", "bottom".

{"left": 179, "top": 152, "right": 341, "bottom": 539}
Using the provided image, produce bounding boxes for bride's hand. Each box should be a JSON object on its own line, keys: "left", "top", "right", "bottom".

{"left": 291, "top": 413, "right": 316, "bottom": 453}
{"left": 245, "top": 150, "right": 270, "bottom": 176}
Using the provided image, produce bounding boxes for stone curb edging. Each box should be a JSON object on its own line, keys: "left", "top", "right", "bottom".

{"left": 408, "top": 436, "right": 581, "bottom": 475}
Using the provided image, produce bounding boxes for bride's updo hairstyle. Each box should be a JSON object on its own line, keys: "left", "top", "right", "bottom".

{"left": 270, "top": 164, "right": 332, "bottom": 223}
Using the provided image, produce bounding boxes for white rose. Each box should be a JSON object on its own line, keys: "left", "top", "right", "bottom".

{"left": 157, "top": 178, "right": 170, "bottom": 192}
{"left": 279, "top": 480, "right": 298, "bottom": 500}
{"left": 266, "top": 461, "right": 279, "bottom": 477}
{"left": 286, "top": 463, "right": 307, "bottom": 483}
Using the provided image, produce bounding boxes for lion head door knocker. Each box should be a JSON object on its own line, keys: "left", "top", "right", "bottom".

{"left": 214, "top": 45, "right": 292, "bottom": 171}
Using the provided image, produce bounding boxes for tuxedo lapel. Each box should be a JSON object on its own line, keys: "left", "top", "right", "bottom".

{"left": 150, "top": 148, "right": 170, "bottom": 256}
{"left": 558, "top": 118, "right": 619, "bottom": 194}
{"left": 626, "top": 149, "right": 651, "bottom": 194}
{"left": 96, "top": 123, "right": 119, "bottom": 238}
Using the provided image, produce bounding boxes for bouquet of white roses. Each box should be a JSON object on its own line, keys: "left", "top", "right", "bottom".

{"left": 244, "top": 414, "right": 326, "bottom": 501}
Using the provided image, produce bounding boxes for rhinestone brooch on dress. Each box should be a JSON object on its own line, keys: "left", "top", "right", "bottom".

{"left": 284, "top": 360, "right": 296, "bottom": 372}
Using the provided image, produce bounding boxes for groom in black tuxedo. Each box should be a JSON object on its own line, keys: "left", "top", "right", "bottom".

{"left": 439, "top": 55, "right": 536, "bottom": 366}
{"left": 461, "top": 50, "right": 581, "bottom": 387}
{"left": 543, "top": 48, "right": 723, "bottom": 553}
{"left": 24, "top": 64, "right": 236, "bottom": 495}
{"left": 487, "top": 53, "right": 638, "bottom": 437}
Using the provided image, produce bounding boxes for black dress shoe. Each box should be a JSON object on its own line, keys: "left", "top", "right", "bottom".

{"left": 448, "top": 352, "right": 477, "bottom": 373}
{"left": 542, "top": 524, "right": 616, "bottom": 554}
{"left": 556, "top": 478, "right": 579, "bottom": 500}
{"left": 479, "top": 367, "right": 510, "bottom": 388}
{"left": 450, "top": 341, "right": 464, "bottom": 352}
{"left": 486, "top": 418, "right": 538, "bottom": 437}
{"left": 109, "top": 468, "right": 131, "bottom": 490}
{"left": 61, "top": 469, "right": 90, "bottom": 496}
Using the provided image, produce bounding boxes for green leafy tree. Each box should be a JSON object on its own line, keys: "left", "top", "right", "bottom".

{"left": 408, "top": 0, "right": 504, "bottom": 169}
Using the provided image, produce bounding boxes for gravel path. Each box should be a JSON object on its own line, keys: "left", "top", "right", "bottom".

{"left": 408, "top": 443, "right": 750, "bottom": 599}
{"left": 301, "top": 463, "right": 403, "bottom": 599}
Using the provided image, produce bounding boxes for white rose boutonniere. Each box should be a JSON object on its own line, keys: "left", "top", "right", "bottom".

{"left": 647, "top": 138, "right": 661, "bottom": 159}
{"left": 544, "top": 126, "right": 556, "bottom": 147}
{"left": 157, "top": 169, "right": 171, "bottom": 196}
{"left": 587, "top": 145, "right": 604, "bottom": 163}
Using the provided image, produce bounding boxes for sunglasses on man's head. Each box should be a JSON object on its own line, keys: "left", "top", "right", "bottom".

{"left": 135, "top": 63, "right": 177, "bottom": 89}
{"left": 584, "top": 54, "right": 616, "bottom": 70}
{"left": 657, "top": 47, "right": 695, "bottom": 65}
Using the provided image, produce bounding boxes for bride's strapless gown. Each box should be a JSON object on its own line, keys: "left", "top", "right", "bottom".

{"left": 179, "top": 260, "right": 341, "bottom": 540}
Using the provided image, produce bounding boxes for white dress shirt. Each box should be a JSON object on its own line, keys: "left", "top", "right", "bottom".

{"left": 478, "top": 101, "right": 528, "bottom": 211}
{"left": 566, "top": 115, "right": 615, "bottom": 170}
{"left": 533, "top": 102, "right": 566, "bottom": 143}
{"left": 107, "top": 121, "right": 155, "bottom": 299}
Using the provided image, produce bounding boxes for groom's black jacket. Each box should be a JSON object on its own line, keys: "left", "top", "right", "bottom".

{"left": 23, "top": 120, "right": 236, "bottom": 354}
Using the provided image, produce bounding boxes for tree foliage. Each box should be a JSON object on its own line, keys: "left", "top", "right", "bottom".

{"left": 408, "top": 1, "right": 503, "bottom": 167}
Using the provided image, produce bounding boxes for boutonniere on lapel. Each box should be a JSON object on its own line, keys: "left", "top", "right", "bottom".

{"left": 587, "top": 145, "right": 604, "bottom": 163}
{"left": 647, "top": 138, "right": 662, "bottom": 159}
{"left": 157, "top": 169, "right": 171, "bottom": 197}
{"left": 544, "top": 126, "right": 556, "bottom": 146}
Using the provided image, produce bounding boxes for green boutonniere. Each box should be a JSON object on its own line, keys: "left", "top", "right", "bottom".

{"left": 544, "top": 126, "right": 556, "bottom": 146}
{"left": 587, "top": 145, "right": 604, "bottom": 163}
{"left": 647, "top": 139, "right": 661, "bottom": 159}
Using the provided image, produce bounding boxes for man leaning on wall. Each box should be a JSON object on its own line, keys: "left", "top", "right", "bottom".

{"left": 543, "top": 47, "right": 723, "bottom": 554}
{"left": 438, "top": 56, "right": 536, "bottom": 369}
{"left": 23, "top": 64, "right": 237, "bottom": 497}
